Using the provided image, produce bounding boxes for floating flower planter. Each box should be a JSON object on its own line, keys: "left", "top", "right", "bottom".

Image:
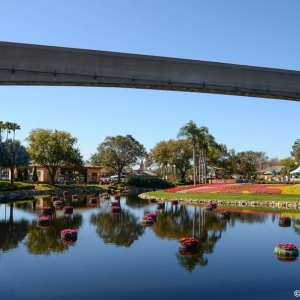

{"left": 278, "top": 216, "right": 291, "bottom": 227}
{"left": 53, "top": 200, "right": 63, "bottom": 208}
{"left": 41, "top": 207, "right": 53, "bottom": 215}
{"left": 102, "top": 193, "right": 110, "bottom": 199}
{"left": 144, "top": 212, "right": 157, "bottom": 222}
{"left": 179, "top": 237, "right": 199, "bottom": 251}
{"left": 60, "top": 229, "right": 78, "bottom": 241}
{"left": 63, "top": 206, "right": 73, "bottom": 215}
{"left": 72, "top": 194, "right": 78, "bottom": 201}
{"left": 51, "top": 195, "right": 60, "bottom": 202}
{"left": 110, "top": 201, "right": 120, "bottom": 207}
{"left": 220, "top": 211, "right": 231, "bottom": 221}
{"left": 111, "top": 206, "right": 121, "bottom": 213}
{"left": 274, "top": 243, "right": 299, "bottom": 262}
{"left": 63, "top": 190, "right": 69, "bottom": 196}
{"left": 149, "top": 197, "right": 156, "bottom": 204}
{"left": 89, "top": 197, "right": 98, "bottom": 204}
{"left": 37, "top": 216, "right": 51, "bottom": 228}
{"left": 178, "top": 250, "right": 198, "bottom": 256}
{"left": 157, "top": 202, "right": 165, "bottom": 210}
{"left": 171, "top": 199, "right": 178, "bottom": 206}
{"left": 114, "top": 195, "right": 120, "bottom": 200}
{"left": 140, "top": 215, "right": 154, "bottom": 226}
{"left": 203, "top": 205, "right": 213, "bottom": 211}
{"left": 209, "top": 201, "right": 217, "bottom": 209}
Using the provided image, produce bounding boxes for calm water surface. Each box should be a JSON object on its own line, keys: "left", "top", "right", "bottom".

{"left": 0, "top": 195, "right": 299, "bottom": 300}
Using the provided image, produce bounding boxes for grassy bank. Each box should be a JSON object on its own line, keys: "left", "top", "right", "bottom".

{"left": 143, "top": 191, "right": 300, "bottom": 202}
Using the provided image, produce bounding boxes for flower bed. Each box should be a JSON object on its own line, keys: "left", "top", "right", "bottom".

{"left": 114, "top": 195, "right": 120, "bottom": 200}
{"left": 209, "top": 201, "right": 217, "bottom": 208}
{"left": 274, "top": 243, "right": 299, "bottom": 259}
{"left": 63, "top": 206, "right": 73, "bottom": 214}
{"left": 203, "top": 205, "right": 213, "bottom": 211}
{"left": 144, "top": 212, "right": 157, "bottom": 222}
{"left": 60, "top": 229, "right": 78, "bottom": 241}
{"left": 72, "top": 194, "right": 78, "bottom": 201}
{"left": 179, "top": 237, "right": 199, "bottom": 251}
{"left": 140, "top": 215, "right": 154, "bottom": 225}
{"left": 102, "top": 193, "right": 110, "bottom": 199}
{"left": 63, "top": 190, "right": 69, "bottom": 196}
{"left": 51, "top": 196, "right": 59, "bottom": 201}
{"left": 110, "top": 201, "right": 120, "bottom": 207}
{"left": 157, "top": 202, "right": 165, "bottom": 209}
{"left": 149, "top": 197, "right": 157, "bottom": 203}
{"left": 41, "top": 207, "right": 52, "bottom": 215}
{"left": 171, "top": 199, "right": 178, "bottom": 206}
{"left": 53, "top": 200, "right": 63, "bottom": 208}
{"left": 219, "top": 211, "right": 231, "bottom": 221}
{"left": 89, "top": 197, "right": 97, "bottom": 204}
{"left": 111, "top": 206, "right": 121, "bottom": 213}
{"left": 37, "top": 216, "right": 51, "bottom": 228}
{"left": 278, "top": 216, "right": 291, "bottom": 227}
{"left": 178, "top": 250, "right": 198, "bottom": 256}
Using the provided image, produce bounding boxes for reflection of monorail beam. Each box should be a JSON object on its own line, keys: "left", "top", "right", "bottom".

{"left": 1, "top": 41, "right": 300, "bottom": 101}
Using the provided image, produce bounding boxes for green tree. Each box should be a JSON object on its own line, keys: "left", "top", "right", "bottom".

{"left": 90, "top": 135, "right": 147, "bottom": 183}
{"left": 145, "top": 140, "right": 170, "bottom": 177}
{"left": 168, "top": 139, "right": 193, "bottom": 179}
{"left": 16, "top": 168, "right": 23, "bottom": 181}
{"left": 11, "top": 123, "right": 21, "bottom": 140}
{"left": 279, "top": 157, "right": 294, "bottom": 177}
{"left": 178, "top": 121, "right": 202, "bottom": 186}
{"left": 234, "top": 151, "right": 262, "bottom": 178}
{"left": 26, "top": 129, "right": 83, "bottom": 185}
{"left": 291, "top": 139, "right": 300, "bottom": 165}
{"left": 0, "top": 139, "right": 30, "bottom": 185}
{"left": 32, "top": 166, "right": 38, "bottom": 181}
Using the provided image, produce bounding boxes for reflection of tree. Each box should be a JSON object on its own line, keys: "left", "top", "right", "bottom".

{"left": 125, "top": 196, "right": 149, "bottom": 208}
{"left": 227, "top": 211, "right": 267, "bottom": 227}
{"left": 25, "top": 214, "right": 83, "bottom": 255}
{"left": 175, "top": 251, "right": 208, "bottom": 273}
{"left": 152, "top": 205, "right": 227, "bottom": 273}
{"left": 0, "top": 203, "right": 29, "bottom": 252}
{"left": 293, "top": 218, "right": 300, "bottom": 236}
{"left": 90, "top": 206, "right": 144, "bottom": 247}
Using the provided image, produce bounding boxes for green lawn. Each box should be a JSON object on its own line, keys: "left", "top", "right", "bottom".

{"left": 143, "top": 191, "right": 300, "bottom": 202}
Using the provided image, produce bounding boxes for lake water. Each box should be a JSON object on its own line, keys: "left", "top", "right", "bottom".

{"left": 0, "top": 194, "right": 299, "bottom": 300}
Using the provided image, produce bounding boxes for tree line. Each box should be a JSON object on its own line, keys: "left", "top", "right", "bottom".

{"left": 1, "top": 119, "right": 300, "bottom": 186}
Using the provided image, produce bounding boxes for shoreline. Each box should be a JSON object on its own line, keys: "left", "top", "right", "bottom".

{"left": 138, "top": 193, "right": 300, "bottom": 210}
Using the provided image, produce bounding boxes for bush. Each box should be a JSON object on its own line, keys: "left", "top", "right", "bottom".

{"left": 126, "top": 176, "right": 174, "bottom": 188}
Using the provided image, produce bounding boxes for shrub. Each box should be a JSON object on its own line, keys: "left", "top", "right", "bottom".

{"left": 126, "top": 176, "right": 174, "bottom": 188}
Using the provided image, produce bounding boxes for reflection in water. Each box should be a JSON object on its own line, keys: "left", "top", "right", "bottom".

{"left": 90, "top": 201, "right": 144, "bottom": 247}
{"left": 0, "top": 203, "right": 28, "bottom": 252}
{"left": 25, "top": 213, "right": 83, "bottom": 255}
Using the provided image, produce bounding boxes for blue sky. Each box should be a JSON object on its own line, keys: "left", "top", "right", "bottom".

{"left": 1, "top": 1, "right": 300, "bottom": 163}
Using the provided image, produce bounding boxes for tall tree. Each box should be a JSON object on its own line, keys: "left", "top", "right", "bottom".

{"left": 178, "top": 121, "right": 201, "bottom": 186}
{"left": 167, "top": 139, "right": 193, "bottom": 179}
{"left": 0, "top": 139, "right": 30, "bottom": 185}
{"left": 32, "top": 166, "right": 38, "bottom": 182}
{"left": 26, "top": 129, "right": 83, "bottom": 185}
{"left": 90, "top": 135, "right": 147, "bottom": 183}
{"left": 291, "top": 139, "right": 300, "bottom": 165}
{"left": 11, "top": 123, "right": 21, "bottom": 140}
{"left": 146, "top": 140, "right": 172, "bottom": 177}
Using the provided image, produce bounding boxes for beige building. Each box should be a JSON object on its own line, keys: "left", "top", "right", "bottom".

{"left": 10, "top": 163, "right": 108, "bottom": 184}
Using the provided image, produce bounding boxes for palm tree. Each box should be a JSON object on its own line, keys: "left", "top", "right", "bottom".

{"left": 199, "top": 133, "right": 221, "bottom": 182}
{"left": 0, "top": 121, "right": 4, "bottom": 141}
{"left": 11, "top": 123, "right": 21, "bottom": 140}
{"left": 178, "top": 121, "right": 201, "bottom": 186}
{"left": 3, "top": 122, "right": 13, "bottom": 141}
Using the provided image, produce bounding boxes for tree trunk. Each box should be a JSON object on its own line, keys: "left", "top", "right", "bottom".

{"left": 10, "top": 166, "right": 14, "bottom": 186}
